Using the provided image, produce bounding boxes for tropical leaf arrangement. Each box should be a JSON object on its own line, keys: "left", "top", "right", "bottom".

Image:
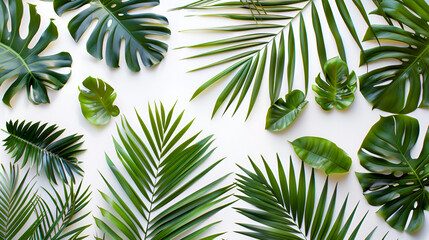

{"left": 79, "top": 76, "right": 120, "bottom": 126}
{"left": 0, "top": 0, "right": 428, "bottom": 239}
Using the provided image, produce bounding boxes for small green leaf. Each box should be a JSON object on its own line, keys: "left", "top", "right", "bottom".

{"left": 265, "top": 89, "right": 308, "bottom": 132}
{"left": 291, "top": 136, "right": 352, "bottom": 174}
{"left": 312, "top": 56, "right": 357, "bottom": 111}
{"left": 79, "top": 76, "right": 120, "bottom": 126}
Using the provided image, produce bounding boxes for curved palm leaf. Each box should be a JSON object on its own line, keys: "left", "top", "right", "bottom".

{"left": 0, "top": 0, "right": 72, "bottom": 106}
{"left": 54, "top": 0, "right": 171, "bottom": 72}
{"left": 291, "top": 136, "right": 352, "bottom": 174}
{"left": 359, "top": 0, "right": 429, "bottom": 114}
{"left": 95, "top": 102, "right": 233, "bottom": 239}
{"left": 356, "top": 115, "right": 429, "bottom": 232}
{"left": 2, "top": 120, "right": 85, "bottom": 184}
{"left": 175, "top": 0, "right": 373, "bottom": 118}
{"left": 32, "top": 181, "right": 92, "bottom": 240}
{"left": 313, "top": 56, "right": 357, "bottom": 111}
{"left": 0, "top": 164, "right": 41, "bottom": 240}
{"left": 236, "top": 155, "right": 374, "bottom": 239}
{"left": 79, "top": 76, "right": 120, "bottom": 126}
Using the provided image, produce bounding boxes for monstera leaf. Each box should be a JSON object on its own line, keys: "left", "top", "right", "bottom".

{"left": 95, "top": 103, "right": 233, "bottom": 239}
{"left": 236, "top": 156, "right": 374, "bottom": 239}
{"left": 3, "top": 120, "right": 85, "bottom": 184}
{"left": 313, "top": 57, "right": 357, "bottom": 111}
{"left": 356, "top": 115, "right": 429, "bottom": 232}
{"left": 360, "top": 0, "right": 429, "bottom": 113}
{"left": 0, "top": 0, "right": 72, "bottom": 106}
{"left": 265, "top": 90, "right": 308, "bottom": 132}
{"left": 291, "top": 136, "right": 352, "bottom": 174}
{"left": 79, "top": 77, "right": 120, "bottom": 126}
{"left": 54, "top": 0, "right": 171, "bottom": 72}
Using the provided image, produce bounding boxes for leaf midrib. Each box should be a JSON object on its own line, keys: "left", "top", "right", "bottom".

{"left": 0, "top": 41, "right": 35, "bottom": 80}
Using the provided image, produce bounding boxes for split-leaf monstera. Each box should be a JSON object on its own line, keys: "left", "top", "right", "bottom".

{"left": 356, "top": 115, "right": 429, "bottom": 232}
{"left": 79, "top": 76, "right": 120, "bottom": 126}
{"left": 313, "top": 57, "right": 357, "bottom": 111}
{"left": 0, "top": 0, "right": 72, "bottom": 106}
{"left": 54, "top": 0, "right": 171, "bottom": 72}
{"left": 360, "top": 0, "right": 429, "bottom": 113}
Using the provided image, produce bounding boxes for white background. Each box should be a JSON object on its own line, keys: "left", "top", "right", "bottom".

{"left": 1, "top": 0, "right": 428, "bottom": 239}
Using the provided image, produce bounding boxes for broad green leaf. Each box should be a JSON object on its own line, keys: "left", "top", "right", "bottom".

{"left": 236, "top": 156, "right": 372, "bottom": 239}
{"left": 265, "top": 90, "right": 308, "bottom": 132}
{"left": 2, "top": 120, "right": 85, "bottom": 184}
{"left": 79, "top": 76, "right": 120, "bottom": 126}
{"left": 54, "top": 0, "right": 171, "bottom": 72}
{"left": 312, "top": 56, "right": 357, "bottom": 111}
{"left": 0, "top": 0, "right": 72, "bottom": 106}
{"left": 356, "top": 115, "right": 429, "bottom": 232}
{"left": 291, "top": 136, "right": 352, "bottom": 174}
{"left": 95, "top": 103, "right": 232, "bottom": 239}
{"left": 359, "top": 0, "right": 429, "bottom": 113}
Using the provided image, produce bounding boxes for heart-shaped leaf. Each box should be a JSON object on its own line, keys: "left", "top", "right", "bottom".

{"left": 54, "top": 0, "right": 171, "bottom": 72}
{"left": 313, "top": 56, "right": 357, "bottom": 111}
{"left": 356, "top": 115, "right": 429, "bottom": 232}
{"left": 265, "top": 89, "right": 308, "bottom": 132}
{"left": 291, "top": 136, "right": 352, "bottom": 174}
{"left": 79, "top": 77, "right": 119, "bottom": 126}
{"left": 0, "top": 0, "right": 72, "bottom": 106}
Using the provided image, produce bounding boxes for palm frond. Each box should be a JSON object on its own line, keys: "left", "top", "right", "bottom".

{"left": 2, "top": 120, "right": 85, "bottom": 184}
{"left": 32, "top": 181, "right": 92, "bottom": 240}
{"left": 95, "top": 102, "right": 233, "bottom": 239}
{"left": 175, "top": 0, "right": 374, "bottom": 119}
{"left": 0, "top": 164, "right": 41, "bottom": 240}
{"left": 236, "top": 155, "right": 374, "bottom": 239}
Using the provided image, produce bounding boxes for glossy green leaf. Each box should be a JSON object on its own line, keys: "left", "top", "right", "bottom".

{"left": 95, "top": 103, "right": 232, "bottom": 239}
{"left": 291, "top": 136, "right": 352, "bottom": 174}
{"left": 0, "top": 0, "right": 72, "bottom": 106}
{"left": 3, "top": 120, "right": 85, "bottom": 184}
{"left": 265, "top": 90, "right": 308, "bottom": 132}
{"left": 312, "top": 57, "right": 357, "bottom": 111}
{"left": 359, "top": 0, "right": 429, "bottom": 113}
{"left": 79, "top": 77, "right": 120, "bottom": 126}
{"left": 236, "top": 155, "right": 371, "bottom": 239}
{"left": 356, "top": 115, "right": 429, "bottom": 232}
{"left": 54, "top": 0, "right": 171, "bottom": 72}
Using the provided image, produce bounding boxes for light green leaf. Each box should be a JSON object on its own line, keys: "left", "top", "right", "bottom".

{"left": 79, "top": 76, "right": 120, "bottom": 126}
{"left": 313, "top": 56, "right": 357, "bottom": 111}
{"left": 265, "top": 90, "right": 308, "bottom": 132}
{"left": 291, "top": 136, "right": 352, "bottom": 174}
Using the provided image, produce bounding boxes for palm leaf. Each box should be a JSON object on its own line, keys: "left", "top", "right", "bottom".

{"left": 32, "top": 181, "right": 92, "bottom": 240}
{"left": 79, "top": 76, "right": 120, "bottom": 126}
{"left": 2, "top": 120, "right": 85, "bottom": 184}
{"left": 359, "top": 0, "right": 429, "bottom": 113}
{"left": 0, "top": 164, "right": 41, "bottom": 240}
{"left": 95, "top": 102, "right": 233, "bottom": 239}
{"left": 236, "top": 155, "right": 374, "bottom": 239}
{"left": 53, "top": 0, "right": 170, "bottom": 72}
{"left": 356, "top": 115, "right": 429, "bottom": 232}
{"left": 175, "top": 0, "right": 374, "bottom": 119}
{"left": 0, "top": 0, "right": 72, "bottom": 106}
{"left": 312, "top": 56, "right": 357, "bottom": 111}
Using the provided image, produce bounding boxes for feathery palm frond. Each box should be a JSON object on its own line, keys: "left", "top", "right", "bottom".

{"left": 95, "top": 102, "right": 233, "bottom": 239}
{"left": 0, "top": 164, "right": 41, "bottom": 240}
{"left": 359, "top": 0, "right": 429, "bottom": 114}
{"left": 32, "top": 181, "right": 92, "bottom": 240}
{"left": 236, "top": 155, "right": 373, "bottom": 239}
{"left": 175, "top": 0, "right": 374, "bottom": 119}
{"left": 2, "top": 120, "right": 85, "bottom": 184}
